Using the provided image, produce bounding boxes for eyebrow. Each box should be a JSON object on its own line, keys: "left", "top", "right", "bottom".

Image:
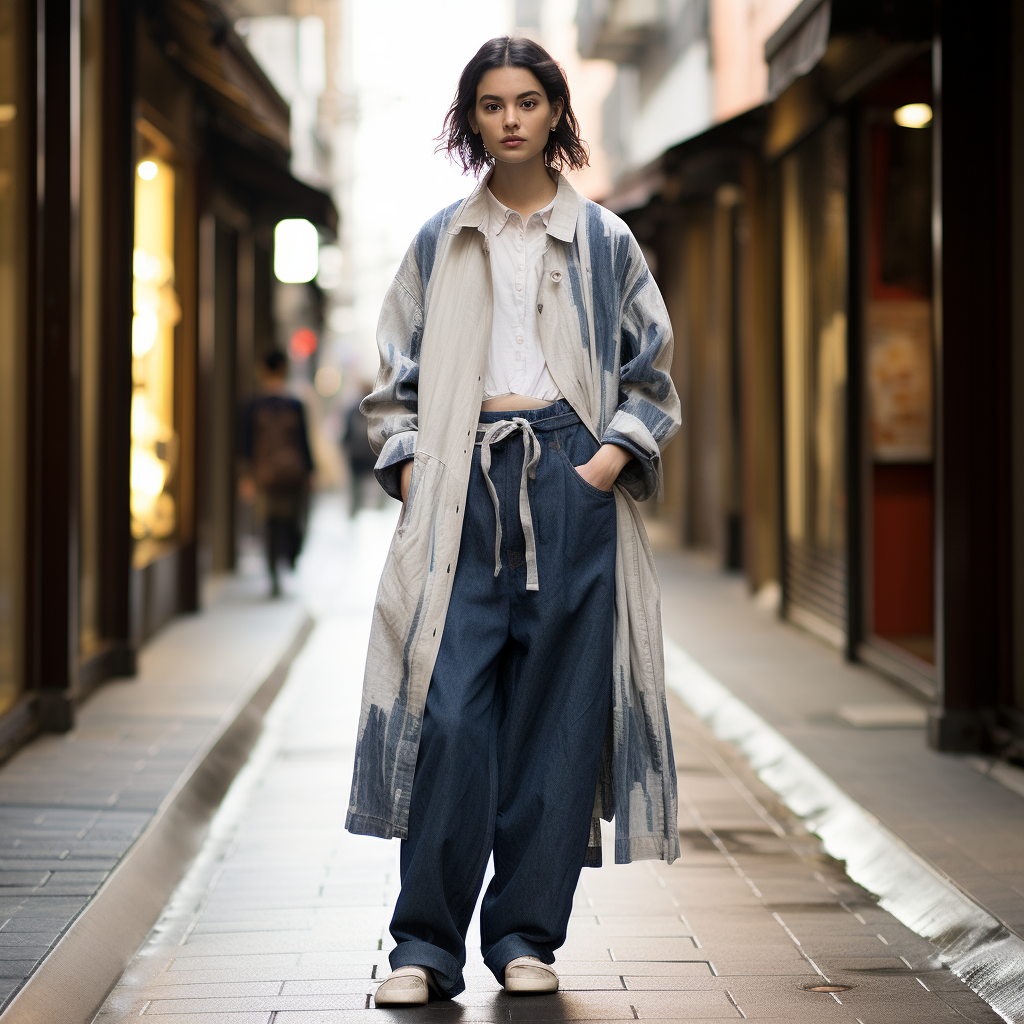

{"left": 478, "top": 91, "right": 543, "bottom": 102}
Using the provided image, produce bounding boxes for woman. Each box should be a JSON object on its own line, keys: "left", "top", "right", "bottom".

{"left": 347, "top": 36, "right": 681, "bottom": 1006}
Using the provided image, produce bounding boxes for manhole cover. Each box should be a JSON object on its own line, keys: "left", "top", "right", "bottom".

{"left": 804, "top": 984, "right": 852, "bottom": 993}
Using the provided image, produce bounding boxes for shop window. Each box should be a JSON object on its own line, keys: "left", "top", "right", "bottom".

{"left": 863, "top": 59, "right": 935, "bottom": 670}
{"left": 0, "top": 0, "right": 27, "bottom": 714}
{"left": 781, "top": 119, "right": 849, "bottom": 640}
{"left": 131, "top": 133, "right": 181, "bottom": 567}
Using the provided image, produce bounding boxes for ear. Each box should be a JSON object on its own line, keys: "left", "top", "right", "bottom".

{"left": 550, "top": 97, "right": 564, "bottom": 129}
{"left": 467, "top": 109, "right": 479, "bottom": 135}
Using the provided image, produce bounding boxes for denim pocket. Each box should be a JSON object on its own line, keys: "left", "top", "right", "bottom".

{"left": 554, "top": 434, "right": 614, "bottom": 500}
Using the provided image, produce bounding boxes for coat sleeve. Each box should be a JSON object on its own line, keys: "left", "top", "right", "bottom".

{"left": 360, "top": 241, "right": 425, "bottom": 500}
{"left": 601, "top": 236, "right": 681, "bottom": 501}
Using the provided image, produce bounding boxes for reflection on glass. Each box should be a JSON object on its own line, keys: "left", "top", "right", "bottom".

{"left": 0, "top": 0, "right": 24, "bottom": 712}
{"left": 781, "top": 120, "right": 849, "bottom": 630}
{"left": 131, "top": 150, "right": 181, "bottom": 566}
{"left": 867, "top": 111, "right": 935, "bottom": 665}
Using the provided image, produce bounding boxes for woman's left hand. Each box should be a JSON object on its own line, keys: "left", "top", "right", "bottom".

{"left": 575, "top": 444, "right": 631, "bottom": 492}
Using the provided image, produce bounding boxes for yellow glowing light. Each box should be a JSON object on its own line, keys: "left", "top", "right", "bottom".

{"left": 130, "top": 447, "right": 168, "bottom": 498}
{"left": 131, "top": 393, "right": 148, "bottom": 437}
{"left": 138, "top": 160, "right": 159, "bottom": 181}
{"left": 0, "top": 104, "right": 16, "bottom": 126}
{"left": 893, "top": 103, "right": 932, "bottom": 129}
{"left": 133, "top": 248, "right": 162, "bottom": 282}
{"left": 132, "top": 309, "right": 159, "bottom": 358}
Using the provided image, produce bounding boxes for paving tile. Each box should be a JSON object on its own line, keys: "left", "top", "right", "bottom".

{"left": 167, "top": 954, "right": 301, "bottom": 972}
{"left": 134, "top": 981, "right": 285, "bottom": 999}
{"left": 144, "top": 993, "right": 368, "bottom": 1013}
{"left": 506, "top": 990, "right": 739, "bottom": 1019}
{"left": 282, "top": 979, "right": 383, "bottom": 995}
{"left": 556, "top": 963, "right": 712, "bottom": 978}
{"left": 106, "top": 1015, "right": 271, "bottom": 1024}
{"left": 273, "top": 1013, "right": 506, "bottom": 1024}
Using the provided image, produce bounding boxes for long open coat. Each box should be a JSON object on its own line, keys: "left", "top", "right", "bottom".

{"left": 346, "top": 174, "right": 682, "bottom": 866}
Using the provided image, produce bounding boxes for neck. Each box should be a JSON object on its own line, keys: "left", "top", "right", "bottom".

{"left": 486, "top": 156, "right": 557, "bottom": 219}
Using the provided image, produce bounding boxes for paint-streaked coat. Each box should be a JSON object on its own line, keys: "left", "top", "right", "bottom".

{"left": 346, "top": 174, "right": 682, "bottom": 865}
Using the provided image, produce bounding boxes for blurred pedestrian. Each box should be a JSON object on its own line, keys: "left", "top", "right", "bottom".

{"left": 342, "top": 388, "right": 380, "bottom": 516}
{"left": 239, "top": 351, "right": 314, "bottom": 597}
{"left": 347, "top": 38, "right": 681, "bottom": 1006}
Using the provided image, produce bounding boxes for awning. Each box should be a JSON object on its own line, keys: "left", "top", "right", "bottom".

{"left": 764, "top": 0, "right": 934, "bottom": 103}
{"left": 146, "top": 0, "right": 338, "bottom": 234}
{"left": 157, "top": 0, "right": 292, "bottom": 153}
{"left": 601, "top": 106, "right": 765, "bottom": 216}
{"left": 765, "top": 0, "right": 831, "bottom": 101}
{"left": 208, "top": 135, "right": 338, "bottom": 235}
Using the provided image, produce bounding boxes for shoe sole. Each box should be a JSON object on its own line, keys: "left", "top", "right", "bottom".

{"left": 504, "top": 978, "right": 559, "bottom": 994}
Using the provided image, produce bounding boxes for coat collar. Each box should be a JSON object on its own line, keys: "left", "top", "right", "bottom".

{"left": 448, "top": 171, "right": 579, "bottom": 243}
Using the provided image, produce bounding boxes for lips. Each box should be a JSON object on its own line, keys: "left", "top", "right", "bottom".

{"left": 501, "top": 136, "right": 525, "bottom": 147}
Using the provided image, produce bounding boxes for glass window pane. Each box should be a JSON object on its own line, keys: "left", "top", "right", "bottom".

{"left": 781, "top": 120, "right": 849, "bottom": 632}
{"left": 131, "top": 141, "right": 181, "bottom": 567}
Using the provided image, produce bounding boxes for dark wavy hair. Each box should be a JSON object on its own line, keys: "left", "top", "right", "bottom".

{"left": 439, "top": 37, "right": 589, "bottom": 175}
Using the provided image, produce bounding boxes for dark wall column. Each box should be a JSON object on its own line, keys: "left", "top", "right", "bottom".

{"left": 930, "top": 1, "right": 1014, "bottom": 750}
{"left": 29, "top": 0, "right": 80, "bottom": 730}
{"left": 98, "top": 0, "right": 136, "bottom": 676}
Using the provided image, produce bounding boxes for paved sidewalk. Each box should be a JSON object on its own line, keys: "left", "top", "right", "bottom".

{"left": 0, "top": 556, "right": 309, "bottom": 1009}
{"left": 655, "top": 550, "right": 1024, "bottom": 944}
{"left": 94, "top": 497, "right": 1000, "bottom": 1024}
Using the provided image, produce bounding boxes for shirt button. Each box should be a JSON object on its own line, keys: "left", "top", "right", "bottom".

{"left": 516, "top": 285, "right": 522, "bottom": 291}
{"left": 550, "top": 271, "right": 562, "bottom": 282}
{"left": 516, "top": 336, "right": 523, "bottom": 345}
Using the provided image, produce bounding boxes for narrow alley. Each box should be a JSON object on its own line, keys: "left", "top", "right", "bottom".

{"left": 87, "top": 498, "right": 1002, "bottom": 1024}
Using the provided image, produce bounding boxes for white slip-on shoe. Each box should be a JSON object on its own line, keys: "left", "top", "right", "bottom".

{"left": 503, "top": 955, "right": 559, "bottom": 994}
{"left": 373, "top": 965, "right": 436, "bottom": 1006}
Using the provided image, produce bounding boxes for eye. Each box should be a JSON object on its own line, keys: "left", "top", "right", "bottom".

{"left": 522, "top": 100, "right": 536, "bottom": 109}
{"left": 484, "top": 103, "right": 500, "bottom": 112}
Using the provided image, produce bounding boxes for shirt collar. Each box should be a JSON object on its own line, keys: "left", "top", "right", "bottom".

{"left": 482, "top": 186, "right": 554, "bottom": 235}
{"left": 449, "top": 171, "right": 578, "bottom": 243}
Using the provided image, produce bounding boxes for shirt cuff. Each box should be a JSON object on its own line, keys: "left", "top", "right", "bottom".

{"left": 602, "top": 411, "right": 660, "bottom": 501}
{"left": 374, "top": 430, "right": 417, "bottom": 500}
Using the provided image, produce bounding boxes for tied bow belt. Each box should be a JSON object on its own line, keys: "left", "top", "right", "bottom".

{"left": 473, "top": 403, "right": 592, "bottom": 593}
{"left": 477, "top": 418, "right": 542, "bottom": 591}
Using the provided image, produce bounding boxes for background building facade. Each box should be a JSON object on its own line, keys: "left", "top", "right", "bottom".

{"left": 0, "top": 0, "right": 335, "bottom": 752}
{"left": 584, "top": 0, "right": 1024, "bottom": 755}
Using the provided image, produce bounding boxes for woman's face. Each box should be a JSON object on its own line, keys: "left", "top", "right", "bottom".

{"left": 468, "top": 65, "right": 563, "bottom": 168}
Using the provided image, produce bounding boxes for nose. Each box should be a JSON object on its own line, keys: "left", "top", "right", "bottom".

{"left": 503, "top": 109, "right": 520, "bottom": 132}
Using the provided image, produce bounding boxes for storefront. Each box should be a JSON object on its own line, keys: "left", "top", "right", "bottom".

{"left": 612, "top": 109, "right": 780, "bottom": 594}
{"left": 612, "top": 0, "right": 1022, "bottom": 753}
{"left": 0, "top": 0, "right": 335, "bottom": 753}
{"left": 763, "top": 0, "right": 1018, "bottom": 748}
{"left": 765, "top": 6, "right": 937, "bottom": 693}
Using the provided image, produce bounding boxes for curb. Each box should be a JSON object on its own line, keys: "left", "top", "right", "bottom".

{"left": 663, "top": 636, "right": 1024, "bottom": 1024}
{"left": 0, "top": 610, "right": 315, "bottom": 1024}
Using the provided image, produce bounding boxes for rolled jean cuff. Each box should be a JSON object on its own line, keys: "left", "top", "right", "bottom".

{"left": 389, "top": 939, "right": 464, "bottom": 998}
{"left": 482, "top": 933, "right": 555, "bottom": 984}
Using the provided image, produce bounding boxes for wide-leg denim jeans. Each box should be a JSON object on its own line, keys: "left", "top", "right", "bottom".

{"left": 388, "top": 401, "right": 617, "bottom": 997}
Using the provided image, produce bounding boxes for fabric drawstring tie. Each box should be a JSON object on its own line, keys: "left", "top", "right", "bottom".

{"left": 477, "top": 417, "right": 542, "bottom": 591}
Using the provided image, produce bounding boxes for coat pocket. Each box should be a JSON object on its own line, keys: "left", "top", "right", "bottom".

{"left": 377, "top": 451, "right": 449, "bottom": 639}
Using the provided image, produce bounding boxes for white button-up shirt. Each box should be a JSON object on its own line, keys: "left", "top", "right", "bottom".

{"left": 482, "top": 187, "right": 563, "bottom": 402}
